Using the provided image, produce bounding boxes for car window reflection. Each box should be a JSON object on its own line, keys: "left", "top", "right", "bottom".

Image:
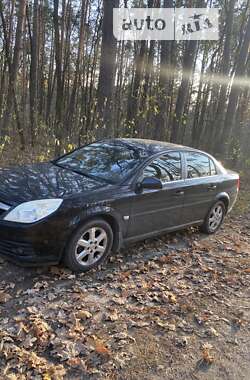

{"left": 56, "top": 142, "right": 142, "bottom": 184}
{"left": 143, "top": 152, "right": 182, "bottom": 182}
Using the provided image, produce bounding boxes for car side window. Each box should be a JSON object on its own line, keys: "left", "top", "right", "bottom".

{"left": 186, "top": 152, "right": 215, "bottom": 178}
{"left": 143, "top": 152, "right": 182, "bottom": 183}
{"left": 210, "top": 159, "right": 217, "bottom": 175}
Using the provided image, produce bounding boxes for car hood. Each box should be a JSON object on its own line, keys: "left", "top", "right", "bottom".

{"left": 0, "top": 162, "right": 108, "bottom": 205}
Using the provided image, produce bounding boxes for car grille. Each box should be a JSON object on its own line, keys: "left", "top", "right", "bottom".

{"left": 0, "top": 240, "right": 35, "bottom": 257}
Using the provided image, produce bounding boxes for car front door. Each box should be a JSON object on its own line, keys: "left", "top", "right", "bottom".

{"left": 181, "top": 151, "right": 221, "bottom": 224}
{"left": 127, "top": 151, "right": 185, "bottom": 239}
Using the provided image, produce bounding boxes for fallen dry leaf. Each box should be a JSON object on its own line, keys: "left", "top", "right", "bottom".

{"left": 76, "top": 310, "right": 92, "bottom": 320}
{"left": 88, "top": 336, "right": 111, "bottom": 356}
{"left": 0, "top": 292, "right": 11, "bottom": 303}
{"left": 201, "top": 343, "right": 215, "bottom": 364}
{"left": 103, "top": 310, "right": 119, "bottom": 321}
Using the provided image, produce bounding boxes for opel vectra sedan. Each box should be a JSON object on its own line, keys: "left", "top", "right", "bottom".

{"left": 0, "top": 139, "right": 239, "bottom": 272}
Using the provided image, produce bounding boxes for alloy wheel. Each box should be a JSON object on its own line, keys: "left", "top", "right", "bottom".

{"left": 208, "top": 204, "right": 223, "bottom": 232}
{"left": 75, "top": 227, "right": 108, "bottom": 266}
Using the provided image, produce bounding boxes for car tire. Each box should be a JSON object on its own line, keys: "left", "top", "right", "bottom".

{"left": 64, "top": 219, "right": 113, "bottom": 272}
{"left": 200, "top": 200, "right": 226, "bottom": 234}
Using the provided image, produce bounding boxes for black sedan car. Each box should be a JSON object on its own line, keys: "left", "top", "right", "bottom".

{"left": 0, "top": 139, "right": 239, "bottom": 272}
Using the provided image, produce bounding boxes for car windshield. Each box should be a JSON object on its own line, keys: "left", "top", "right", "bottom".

{"left": 55, "top": 141, "right": 142, "bottom": 184}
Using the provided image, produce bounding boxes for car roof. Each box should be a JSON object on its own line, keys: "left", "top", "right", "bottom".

{"left": 104, "top": 138, "right": 201, "bottom": 157}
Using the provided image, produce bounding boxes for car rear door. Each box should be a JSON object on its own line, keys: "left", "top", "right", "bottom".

{"left": 127, "top": 151, "right": 185, "bottom": 239}
{"left": 181, "top": 151, "right": 221, "bottom": 224}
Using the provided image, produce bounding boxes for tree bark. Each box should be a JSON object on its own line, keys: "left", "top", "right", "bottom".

{"left": 170, "top": 40, "right": 198, "bottom": 143}
{"left": 53, "top": 0, "right": 64, "bottom": 155}
{"left": 154, "top": 0, "right": 173, "bottom": 141}
{"left": 97, "top": 0, "right": 119, "bottom": 138}
{"left": 65, "top": 0, "right": 88, "bottom": 136}
{"left": 218, "top": 14, "right": 250, "bottom": 155}
{"left": 27, "top": 0, "right": 39, "bottom": 146}
{"left": 211, "top": 0, "right": 235, "bottom": 152}
{"left": 0, "top": 0, "right": 26, "bottom": 140}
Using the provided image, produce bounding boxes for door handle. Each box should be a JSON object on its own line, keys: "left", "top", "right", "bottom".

{"left": 208, "top": 184, "right": 217, "bottom": 191}
{"left": 174, "top": 190, "right": 184, "bottom": 196}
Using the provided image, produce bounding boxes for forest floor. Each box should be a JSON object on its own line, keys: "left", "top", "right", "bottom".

{"left": 0, "top": 157, "right": 250, "bottom": 379}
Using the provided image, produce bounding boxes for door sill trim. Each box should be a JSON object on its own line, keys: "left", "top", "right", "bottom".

{"left": 124, "top": 220, "right": 203, "bottom": 245}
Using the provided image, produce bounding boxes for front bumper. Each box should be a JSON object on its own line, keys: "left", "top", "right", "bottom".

{"left": 0, "top": 238, "right": 59, "bottom": 266}
{"left": 0, "top": 212, "right": 73, "bottom": 266}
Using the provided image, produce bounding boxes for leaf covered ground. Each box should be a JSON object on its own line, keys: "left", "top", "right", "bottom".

{"left": 0, "top": 177, "right": 250, "bottom": 380}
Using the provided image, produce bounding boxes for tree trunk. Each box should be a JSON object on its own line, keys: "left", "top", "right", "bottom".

{"left": 191, "top": 47, "right": 207, "bottom": 147}
{"left": 0, "top": 0, "right": 26, "bottom": 139}
{"left": 53, "top": 0, "right": 64, "bottom": 155}
{"left": 154, "top": 0, "right": 173, "bottom": 141}
{"left": 211, "top": 0, "right": 235, "bottom": 152}
{"left": 126, "top": 40, "right": 146, "bottom": 134}
{"left": 218, "top": 14, "right": 250, "bottom": 155}
{"left": 170, "top": 40, "right": 198, "bottom": 143}
{"left": 97, "top": 0, "right": 119, "bottom": 138}
{"left": 28, "top": 0, "right": 39, "bottom": 145}
{"left": 65, "top": 0, "right": 88, "bottom": 136}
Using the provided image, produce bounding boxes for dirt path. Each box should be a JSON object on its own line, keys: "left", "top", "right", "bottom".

{"left": 0, "top": 184, "right": 250, "bottom": 379}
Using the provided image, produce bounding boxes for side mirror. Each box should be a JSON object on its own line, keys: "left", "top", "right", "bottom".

{"left": 140, "top": 177, "right": 162, "bottom": 190}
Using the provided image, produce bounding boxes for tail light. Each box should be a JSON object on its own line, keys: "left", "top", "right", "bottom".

{"left": 237, "top": 178, "right": 240, "bottom": 191}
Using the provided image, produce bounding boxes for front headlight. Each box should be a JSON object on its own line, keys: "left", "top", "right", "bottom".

{"left": 4, "top": 199, "right": 63, "bottom": 224}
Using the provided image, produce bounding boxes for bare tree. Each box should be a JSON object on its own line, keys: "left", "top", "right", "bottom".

{"left": 219, "top": 14, "right": 250, "bottom": 155}
{"left": 0, "top": 0, "right": 26, "bottom": 146}
{"left": 97, "top": 0, "right": 119, "bottom": 138}
{"left": 170, "top": 40, "right": 198, "bottom": 143}
{"left": 53, "top": 0, "right": 64, "bottom": 155}
{"left": 27, "top": 0, "right": 39, "bottom": 145}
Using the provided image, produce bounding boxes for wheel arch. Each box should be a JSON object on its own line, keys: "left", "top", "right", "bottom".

{"left": 76, "top": 212, "right": 122, "bottom": 253}
{"left": 216, "top": 193, "right": 230, "bottom": 213}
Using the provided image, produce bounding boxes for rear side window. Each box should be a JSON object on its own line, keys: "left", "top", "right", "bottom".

{"left": 186, "top": 152, "right": 216, "bottom": 178}
{"left": 210, "top": 159, "right": 217, "bottom": 175}
{"left": 143, "top": 152, "right": 182, "bottom": 182}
